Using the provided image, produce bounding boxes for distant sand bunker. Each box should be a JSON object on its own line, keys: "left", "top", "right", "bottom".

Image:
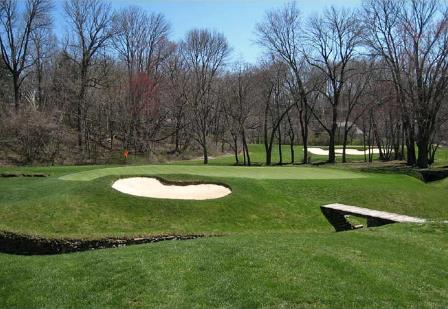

{"left": 307, "top": 147, "right": 382, "bottom": 156}
{"left": 112, "top": 177, "right": 231, "bottom": 200}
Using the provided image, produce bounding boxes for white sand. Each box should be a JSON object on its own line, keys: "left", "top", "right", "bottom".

{"left": 335, "top": 148, "right": 381, "bottom": 155}
{"left": 307, "top": 147, "right": 340, "bottom": 156}
{"left": 112, "top": 177, "right": 231, "bottom": 200}
{"left": 307, "top": 147, "right": 382, "bottom": 156}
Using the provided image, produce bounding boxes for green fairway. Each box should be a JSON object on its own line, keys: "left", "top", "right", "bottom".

{"left": 1, "top": 164, "right": 447, "bottom": 239}
{"left": 171, "top": 144, "right": 382, "bottom": 165}
{"left": 1, "top": 151, "right": 448, "bottom": 308}
{"left": 1, "top": 224, "right": 448, "bottom": 309}
{"left": 60, "top": 164, "right": 367, "bottom": 181}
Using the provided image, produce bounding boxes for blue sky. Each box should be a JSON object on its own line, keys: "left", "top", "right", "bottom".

{"left": 54, "top": 0, "right": 361, "bottom": 63}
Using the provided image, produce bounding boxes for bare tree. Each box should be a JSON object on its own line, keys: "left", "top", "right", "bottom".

{"left": 180, "top": 29, "right": 230, "bottom": 164}
{"left": 339, "top": 60, "right": 373, "bottom": 162}
{"left": 305, "top": 6, "right": 362, "bottom": 163}
{"left": 29, "top": 26, "right": 56, "bottom": 108}
{"left": 222, "top": 62, "right": 255, "bottom": 165}
{"left": 401, "top": 0, "right": 448, "bottom": 168}
{"left": 113, "top": 6, "right": 170, "bottom": 77}
{"left": 164, "top": 47, "right": 190, "bottom": 154}
{"left": 112, "top": 6, "right": 171, "bottom": 153}
{"left": 0, "top": 0, "right": 52, "bottom": 110}
{"left": 364, "top": 0, "right": 448, "bottom": 168}
{"left": 363, "top": 0, "right": 417, "bottom": 165}
{"left": 258, "top": 60, "right": 295, "bottom": 165}
{"left": 256, "top": 1, "right": 314, "bottom": 164}
{"left": 64, "top": 0, "right": 114, "bottom": 148}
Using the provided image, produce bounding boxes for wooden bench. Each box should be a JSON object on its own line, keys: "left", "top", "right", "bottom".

{"left": 321, "top": 203, "right": 426, "bottom": 232}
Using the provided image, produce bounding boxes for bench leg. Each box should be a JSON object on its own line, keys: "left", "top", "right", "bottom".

{"left": 320, "top": 207, "right": 355, "bottom": 232}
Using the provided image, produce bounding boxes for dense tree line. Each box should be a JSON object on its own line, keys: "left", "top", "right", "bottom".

{"left": 0, "top": 0, "right": 447, "bottom": 168}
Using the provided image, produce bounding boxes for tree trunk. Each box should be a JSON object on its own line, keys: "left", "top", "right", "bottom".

{"left": 416, "top": 136, "right": 429, "bottom": 168}
{"left": 287, "top": 112, "right": 295, "bottom": 165}
{"left": 265, "top": 146, "right": 272, "bottom": 165}
{"left": 342, "top": 128, "right": 349, "bottom": 163}
{"left": 233, "top": 135, "right": 239, "bottom": 165}
{"left": 290, "top": 142, "right": 295, "bottom": 164}
{"left": 404, "top": 119, "right": 416, "bottom": 166}
{"left": 298, "top": 106, "right": 308, "bottom": 164}
{"left": 245, "top": 145, "right": 251, "bottom": 166}
{"left": 203, "top": 144, "right": 208, "bottom": 165}
{"left": 173, "top": 125, "right": 180, "bottom": 154}
{"left": 328, "top": 106, "right": 337, "bottom": 163}
{"left": 372, "top": 118, "right": 384, "bottom": 160}
{"left": 264, "top": 109, "right": 272, "bottom": 166}
{"left": 77, "top": 65, "right": 88, "bottom": 149}
{"left": 243, "top": 143, "right": 247, "bottom": 165}
{"left": 242, "top": 129, "right": 250, "bottom": 166}
{"left": 302, "top": 130, "right": 308, "bottom": 164}
{"left": 265, "top": 130, "right": 275, "bottom": 166}
{"left": 13, "top": 73, "right": 20, "bottom": 111}
{"left": 362, "top": 119, "right": 367, "bottom": 163}
{"left": 302, "top": 137, "right": 308, "bottom": 164}
{"left": 278, "top": 128, "right": 283, "bottom": 165}
{"left": 328, "top": 132, "right": 336, "bottom": 163}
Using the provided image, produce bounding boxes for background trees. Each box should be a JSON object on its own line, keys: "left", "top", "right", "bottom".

{"left": 255, "top": 2, "right": 313, "bottom": 164}
{"left": 179, "top": 29, "right": 230, "bottom": 164}
{"left": 0, "top": 0, "right": 446, "bottom": 167}
{"left": 222, "top": 63, "right": 255, "bottom": 165}
{"left": 63, "top": 0, "right": 114, "bottom": 152}
{"left": 0, "top": 0, "right": 52, "bottom": 110}
{"left": 304, "top": 7, "right": 362, "bottom": 163}
{"left": 363, "top": 0, "right": 448, "bottom": 168}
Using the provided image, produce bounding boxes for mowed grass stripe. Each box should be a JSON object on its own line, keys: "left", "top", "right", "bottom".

{"left": 60, "top": 165, "right": 367, "bottom": 181}
{"left": 1, "top": 225, "right": 447, "bottom": 309}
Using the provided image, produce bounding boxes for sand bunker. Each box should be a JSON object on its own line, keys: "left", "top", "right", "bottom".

{"left": 307, "top": 148, "right": 340, "bottom": 156}
{"left": 307, "top": 147, "right": 382, "bottom": 156}
{"left": 336, "top": 148, "right": 381, "bottom": 155}
{"left": 112, "top": 177, "right": 231, "bottom": 200}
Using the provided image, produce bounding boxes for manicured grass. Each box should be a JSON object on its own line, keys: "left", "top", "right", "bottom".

{"left": 0, "top": 166, "right": 446, "bottom": 239}
{"left": 189, "top": 144, "right": 448, "bottom": 166}
{"left": 434, "top": 146, "right": 448, "bottom": 166}
{"left": 1, "top": 224, "right": 448, "bottom": 309}
{"left": 174, "top": 144, "right": 377, "bottom": 165}
{"left": 59, "top": 164, "right": 367, "bottom": 181}
{"left": 1, "top": 147, "right": 448, "bottom": 309}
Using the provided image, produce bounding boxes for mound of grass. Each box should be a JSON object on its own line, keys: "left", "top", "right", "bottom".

{"left": 0, "top": 166, "right": 446, "bottom": 238}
